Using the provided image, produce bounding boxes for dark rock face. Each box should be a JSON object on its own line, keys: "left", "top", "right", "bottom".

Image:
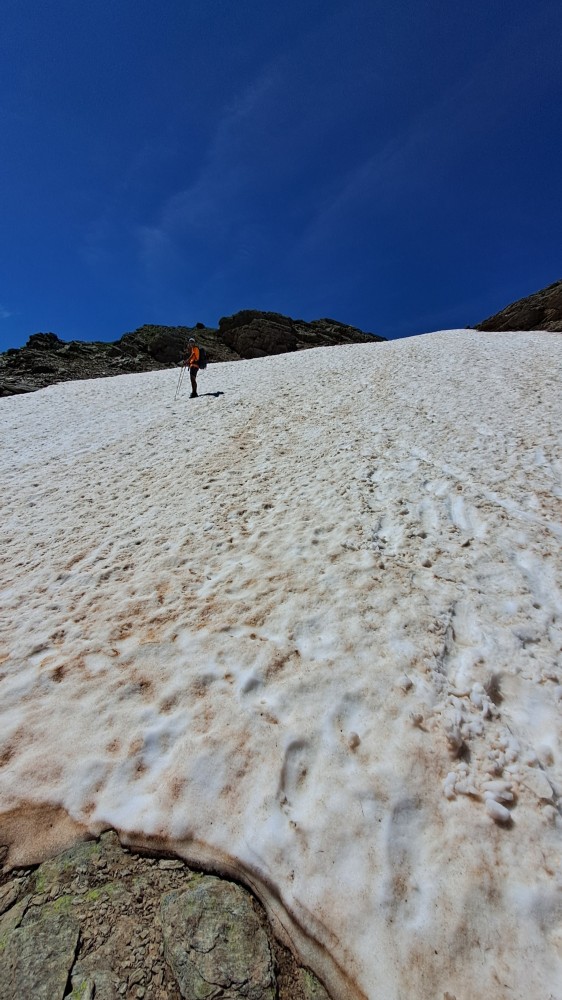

{"left": 219, "top": 311, "right": 297, "bottom": 358}
{"left": 0, "top": 312, "right": 384, "bottom": 396}
{"left": 476, "top": 279, "right": 562, "bottom": 332}
{"left": 218, "top": 309, "right": 384, "bottom": 360}
{"left": 0, "top": 324, "right": 232, "bottom": 397}
{"left": 26, "top": 332, "right": 63, "bottom": 350}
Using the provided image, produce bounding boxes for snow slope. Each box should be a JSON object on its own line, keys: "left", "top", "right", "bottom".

{"left": 1, "top": 330, "right": 561, "bottom": 999}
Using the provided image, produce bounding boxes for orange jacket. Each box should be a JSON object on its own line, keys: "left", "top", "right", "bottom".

{"left": 187, "top": 345, "right": 200, "bottom": 367}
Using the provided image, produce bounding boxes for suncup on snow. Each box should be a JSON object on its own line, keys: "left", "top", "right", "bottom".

{"left": 0, "top": 330, "right": 561, "bottom": 1000}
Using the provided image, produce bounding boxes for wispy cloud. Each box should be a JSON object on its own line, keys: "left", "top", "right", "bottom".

{"left": 136, "top": 69, "right": 277, "bottom": 271}
{"left": 130, "top": 2, "right": 560, "bottom": 320}
{"left": 294, "top": 76, "right": 490, "bottom": 257}
{"left": 0, "top": 304, "right": 13, "bottom": 320}
{"left": 134, "top": 14, "right": 359, "bottom": 286}
{"left": 294, "top": 11, "right": 558, "bottom": 260}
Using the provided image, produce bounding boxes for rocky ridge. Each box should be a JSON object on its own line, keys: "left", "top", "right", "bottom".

{"left": 476, "top": 277, "right": 562, "bottom": 332}
{"left": 0, "top": 831, "right": 330, "bottom": 1000}
{"left": 0, "top": 311, "right": 384, "bottom": 397}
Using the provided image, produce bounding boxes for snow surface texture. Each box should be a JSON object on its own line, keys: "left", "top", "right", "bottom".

{"left": 1, "top": 331, "right": 561, "bottom": 999}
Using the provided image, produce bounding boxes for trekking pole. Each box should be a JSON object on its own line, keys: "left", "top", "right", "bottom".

{"left": 174, "top": 362, "right": 187, "bottom": 401}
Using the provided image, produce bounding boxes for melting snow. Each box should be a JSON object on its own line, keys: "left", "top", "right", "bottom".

{"left": 1, "top": 330, "right": 561, "bottom": 999}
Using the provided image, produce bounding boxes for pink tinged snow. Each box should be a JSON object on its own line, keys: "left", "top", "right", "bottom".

{"left": 0, "top": 330, "right": 561, "bottom": 1000}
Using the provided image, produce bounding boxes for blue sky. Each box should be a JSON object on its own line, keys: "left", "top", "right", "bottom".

{"left": 1, "top": 0, "right": 561, "bottom": 350}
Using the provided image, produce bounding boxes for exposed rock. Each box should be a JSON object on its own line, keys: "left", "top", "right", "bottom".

{"left": 0, "top": 832, "right": 330, "bottom": 1000}
{"left": 0, "top": 312, "right": 384, "bottom": 396}
{"left": 0, "top": 378, "right": 37, "bottom": 396}
{"left": 476, "top": 278, "right": 562, "bottom": 332}
{"left": 219, "top": 309, "right": 384, "bottom": 359}
{"left": 0, "top": 893, "right": 31, "bottom": 945}
{"left": 219, "top": 310, "right": 297, "bottom": 357}
{"left": 295, "top": 967, "right": 332, "bottom": 1000}
{"left": 0, "top": 324, "right": 231, "bottom": 397}
{"left": 0, "top": 900, "right": 79, "bottom": 1000}
{"left": 72, "top": 916, "right": 139, "bottom": 999}
{"left": 0, "top": 882, "right": 19, "bottom": 916}
{"left": 161, "top": 878, "right": 275, "bottom": 999}
{"left": 68, "top": 976, "right": 96, "bottom": 1000}
{"left": 26, "top": 332, "right": 63, "bottom": 350}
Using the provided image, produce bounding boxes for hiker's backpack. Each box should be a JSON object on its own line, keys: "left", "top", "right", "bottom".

{"left": 198, "top": 346, "right": 207, "bottom": 370}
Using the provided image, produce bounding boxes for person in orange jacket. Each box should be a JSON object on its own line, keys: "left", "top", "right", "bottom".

{"left": 185, "top": 337, "right": 200, "bottom": 398}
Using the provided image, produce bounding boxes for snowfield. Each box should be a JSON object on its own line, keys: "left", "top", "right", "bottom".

{"left": 1, "top": 330, "right": 561, "bottom": 999}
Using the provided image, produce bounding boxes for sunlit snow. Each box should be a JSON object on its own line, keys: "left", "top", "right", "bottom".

{"left": 1, "top": 330, "right": 561, "bottom": 999}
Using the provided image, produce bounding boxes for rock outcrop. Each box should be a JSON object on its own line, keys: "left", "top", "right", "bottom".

{"left": 0, "top": 325, "right": 233, "bottom": 398}
{"left": 0, "top": 832, "right": 330, "bottom": 1000}
{"left": 0, "top": 312, "right": 384, "bottom": 397}
{"left": 218, "top": 310, "right": 384, "bottom": 359}
{"left": 476, "top": 278, "right": 562, "bottom": 332}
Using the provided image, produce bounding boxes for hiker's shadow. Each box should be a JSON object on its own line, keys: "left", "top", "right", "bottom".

{"left": 198, "top": 391, "right": 225, "bottom": 398}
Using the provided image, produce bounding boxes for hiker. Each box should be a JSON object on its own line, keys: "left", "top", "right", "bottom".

{"left": 185, "top": 337, "right": 200, "bottom": 398}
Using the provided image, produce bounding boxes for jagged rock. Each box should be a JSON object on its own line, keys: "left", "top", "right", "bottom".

{"left": 476, "top": 278, "right": 562, "bottom": 332}
{"left": 218, "top": 309, "right": 383, "bottom": 360}
{"left": 26, "top": 332, "right": 63, "bottom": 349}
{"left": 0, "top": 893, "right": 30, "bottom": 944}
{"left": 0, "top": 378, "right": 37, "bottom": 396}
{"left": 0, "top": 324, "right": 227, "bottom": 396}
{"left": 297, "top": 316, "right": 384, "bottom": 349}
{"left": 0, "top": 900, "right": 79, "bottom": 1000}
{"left": 161, "top": 877, "right": 275, "bottom": 1000}
{"left": 0, "top": 882, "right": 19, "bottom": 915}
{"left": 0, "top": 312, "right": 384, "bottom": 395}
{"left": 219, "top": 310, "right": 298, "bottom": 358}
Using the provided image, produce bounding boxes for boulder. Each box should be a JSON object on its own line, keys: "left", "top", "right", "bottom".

{"left": 161, "top": 877, "right": 275, "bottom": 999}
{"left": 0, "top": 900, "right": 79, "bottom": 1000}
{"left": 0, "top": 893, "right": 31, "bottom": 945}
{"left": 0, "top": 883, "right": 19, "bottom": 916}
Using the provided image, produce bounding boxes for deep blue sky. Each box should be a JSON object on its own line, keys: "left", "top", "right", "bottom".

{"left": 1, "top": 0, "right": 561, "bottom": 350}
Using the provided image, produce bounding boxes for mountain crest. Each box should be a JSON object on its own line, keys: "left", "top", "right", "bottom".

{"left": 477, "top": 278, "right": 562, "bottom": 332}
{"left": 0, "top": 310, "right": 384, "bottom": 396}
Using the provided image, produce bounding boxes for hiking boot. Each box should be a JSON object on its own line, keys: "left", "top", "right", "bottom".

{"left": 190, "top": 392, "right": 198, "bottom": 398}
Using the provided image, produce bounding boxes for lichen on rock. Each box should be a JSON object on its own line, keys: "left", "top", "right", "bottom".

{"left": 160, "top": 877, "right": 275, "bottom": 1000}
